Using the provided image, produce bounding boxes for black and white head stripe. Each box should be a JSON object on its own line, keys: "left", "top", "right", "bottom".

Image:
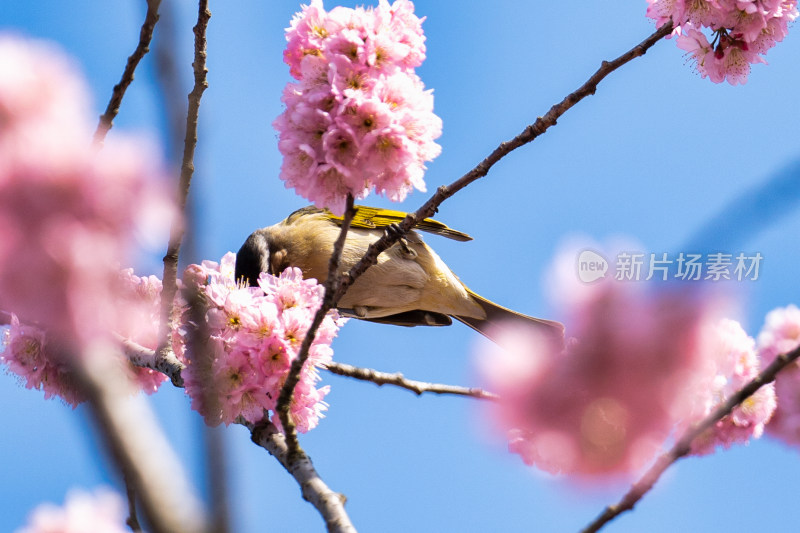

{"left": 234, "top": 230, "right": 270, "bottom": 286}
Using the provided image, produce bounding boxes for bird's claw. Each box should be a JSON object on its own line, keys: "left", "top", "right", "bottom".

{"left": 385, "top": 222, "right": 404, "bottom": 240}
{"left": 385, "top": 223, "right": 417, "bottom": 258}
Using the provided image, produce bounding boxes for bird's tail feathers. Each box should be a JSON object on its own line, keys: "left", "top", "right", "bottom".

{"left": 455, "top": 290, "right": 564, "bottom": 346}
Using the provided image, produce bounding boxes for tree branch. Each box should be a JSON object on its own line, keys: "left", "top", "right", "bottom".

{"left": 333, "top": 22, "right": 674, "bottom": 304}
{"left": 276, "top": 194, "right": 356, "bottom": 456}
{"left": 157, "top": 0, "right": 211, "bottom": 369}
{"left": 93, "top": 0, "right": 161, "bottom": 146}
{"left": 324, "top": 361, "right": 499, "bottom": 400}
{"left": 71, "top": 343, "right": 207, "bottom": 533}
{"left": 184, "top": 286, "right": 232, "bottom": 533}
{"left": 118, "top": 339, "right": 354, "bottom": 532}
{"left": 118, "top": 335, "right": 185, "bottom": 387}
{"left": 581, "top": 343, "right": 800, "bottom": 533}
{"left": 249, "top": 421, "right": 356, "bottom": 533}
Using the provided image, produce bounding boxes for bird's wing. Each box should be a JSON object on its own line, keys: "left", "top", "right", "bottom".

{"left": 326, "top": 205, "right": 473, "bottom": 242}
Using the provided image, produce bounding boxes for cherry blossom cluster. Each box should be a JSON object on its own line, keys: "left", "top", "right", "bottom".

{"left": 0, "top": 35, "right": 175, "bottom": 354}
{"left": 1, "top": 270, "right": 170, "bottom": 407}
{"left": 1, "top": 313, "right": 85, "bottom": 407}
{"left": 274, "top": 0, "right": 442, "bottom": 215}
{"left": 478, "top": 242, "right": 778, "bottom": 478}
{"left": 16, "top": 488, "right": 128, "bottom": 533}
{"left": 176, "top": 253, "right": 344, "bottom": 432}
{"left": 646, "top": 0, "right": 798, "bottom": 84}
{"left": 478, "top": 282, "right": 716, "bottom": 477}
{"left": 757, "top": 305, "right": 800, "bottom": 445}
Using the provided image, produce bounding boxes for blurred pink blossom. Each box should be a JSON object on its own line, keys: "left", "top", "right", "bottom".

{"left": 275, "top": 0, "right": 441, "bottom": 214}
{"left": 1, "top": 313, "right": 84, "bottom": 407}
{"left": 648, "top": 0, "right": 797, "bottom": 84}
{"left": 1, "top": 272, "right": 170, "bottom": 404}
{"left": 757, "top": 304, "right": 800, "bottom": 363}
{"left": 0, "top": 35, "right": 176, "bottom": 358}
{"left": 756, "top": 305, "right": 800, "bottom": 445}
{"left": 115, "top": 269, "right": 169, "bottom": 393}
{"left": 16, "top": 488, "right": 128, "bottom": 533}
{"left": 478, "top": 240, "right": 776, "bottom": 478}
{"left": 477, "top": 280, "right": 715, "bottom": 478}
{"left": 178, "top": 253, "right": 344, "bottom": 432}
{"left": 686, "top": 318, "right": 776, "bottom": 455}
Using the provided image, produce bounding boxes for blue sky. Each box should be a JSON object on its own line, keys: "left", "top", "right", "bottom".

{"left": 2, "top": 1, "right": 800, "bottom": 532}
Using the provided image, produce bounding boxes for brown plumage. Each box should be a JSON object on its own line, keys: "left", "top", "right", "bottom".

{"left": 235, "top": 205, "right": 563, "bottom": 344}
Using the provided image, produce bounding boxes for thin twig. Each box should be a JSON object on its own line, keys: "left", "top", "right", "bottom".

{"left": 581, "top": 344, "right": 800, "bottom": 533}
{"left": 276, "top": 195, "right": 357, "bottom": 456}
{"left": 324, "top": 361, "right": 499, "bottom": 400}
{"left": 71, "top": 342, "right": 207, "bottom": 533}
{"left": 93, "top": 0, "right": 161, "bottom": 146}
{"left": 157, "top": 0, "right": 211, "bottom": 370}
{"left": 333, "top": 23, "right": 674, "bottom": 303}
{"left": 249, "top": 421, "right": 356, "bottom": 533}
{"left": 122, "top": 340, "right": 499, "bottom": 401}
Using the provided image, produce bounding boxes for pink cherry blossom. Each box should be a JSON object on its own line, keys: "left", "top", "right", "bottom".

{"left": 1, "top": 314, "right": 85, "bottom": 407}
{"left": 0, "top": 36, "right": 91, "bottom": 172}
{"left": 0, "top": 35, "right": 174, "bottom": 404}
{"left": 757, "top": 304, "right": 800, "bottom": 363}
{"left": 179, "top": 254, "right": 345, "bottom": 431}
{"left": 478, "top": 239, "right": 779, "bottom": 477}
{"left": 756, "top": 305, "right": 800, "bottom": 445}
{"left": 16, "top": 488, "right": 128, "bottom": 533}
{"left": 647, "top": 0, "right": 798, "bottom": 84}
{"left": 1, "top": 280, "right": 168, "bottom": 405}
{"left": 275, "top": 0, "right": 440, "bottom": 214}
{"left": 0, "top": 35, "right": 176, "bottom": 355}
{"left": 115, "top": 269, "right": 169, "bottom": 394}
{"left": 677, "top": 26, "right": 726, "bottom": 83}
{"left": 476, "top": 280, "right": 715, "bottom": 478}
{"left": 686, "top": 319, "right": 776, "bottom": 455}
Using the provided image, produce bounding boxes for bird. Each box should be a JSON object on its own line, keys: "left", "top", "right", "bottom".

{"left": 235, "top": 205, "right": 563, "bottom": 344}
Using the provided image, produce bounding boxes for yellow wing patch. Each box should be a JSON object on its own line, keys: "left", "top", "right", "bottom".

{"left": 330, "top": 205, "right": 473, "bottom": 242}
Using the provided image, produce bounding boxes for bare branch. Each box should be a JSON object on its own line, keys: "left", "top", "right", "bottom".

{"left": 158, "top": 0, "right": 211, "bottom": 369}
{"left": 93, "top": 0, "right": 161, "bottom": 146}
{"left": 324, "top": 361, "right": 498, "bottom": 400}
{"left": 581, "top": 343, "right": 800, "bottom": 533}
{"left": 333, "top": 22, "right": 674, "bottom": 303}
{"left": 276, "top": 195, "right": 357, "bottom": 456}
{"left": 249, "top": 421, "right": 356, "bottom": 533}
